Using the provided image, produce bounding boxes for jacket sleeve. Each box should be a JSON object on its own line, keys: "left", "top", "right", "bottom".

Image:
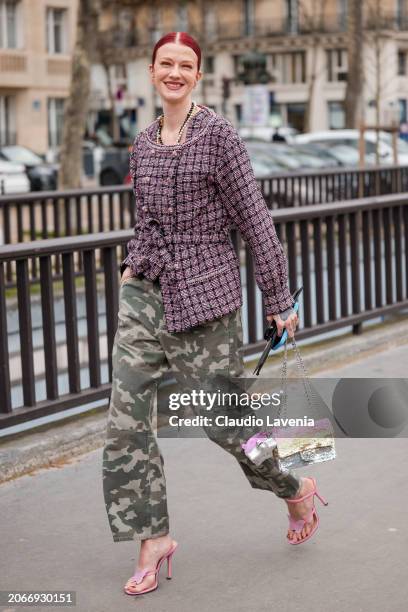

{"left": 120, "top": 134, "right": 141, "bottom": 276}
{"left": 215, "top": 124, "right": 294, "bottom": 315}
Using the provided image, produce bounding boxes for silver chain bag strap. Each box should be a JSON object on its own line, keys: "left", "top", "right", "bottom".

{"left": 266, "top": 338, "right": 336, "bottom": 470}
{"left": 241, "top": 338, "right": 336, "bottom": 469}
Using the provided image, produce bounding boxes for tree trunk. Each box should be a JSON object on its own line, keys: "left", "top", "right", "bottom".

{"left": 304, "top": 37, "right": 318, "bottom": 132}
{"left": 59, "top": 0, "right": 100, "bottom": 189}
{"left": 300, "top": 0, "right": 327, "bottom": 132}
{"left": 101, "top": 58, "right": 120, "bottom": 143}
{"left": 345, "top": 0, "right": 364, "bottom": 128}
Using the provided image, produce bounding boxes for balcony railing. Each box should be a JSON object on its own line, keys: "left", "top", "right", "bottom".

{"left": 99, "top": 9, "right": 408, "bottom": 54}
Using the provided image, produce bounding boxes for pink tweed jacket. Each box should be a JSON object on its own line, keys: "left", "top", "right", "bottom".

{"left": 121, "top": 104, "right": 294, "bottom": 333}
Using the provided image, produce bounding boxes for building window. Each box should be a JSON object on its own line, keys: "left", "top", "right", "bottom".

{"left": 243, "top": 0, "right": 254, "bottom": 36}
{"left": 150, "top": 7, "right": 162, "bottom": 44}
{"left": 398, "top": 50, "right": 407, "bottom": 75}
{"left": 233, "top": 54, "right": 243, "bottom": 78}
{"left": 114, "top": 63, "right": 127, "bottom": 80}
{"left": 0, "top": 95, "right": 16, "bottom": 145}
{"left": 118, "top": 9, "right": 133, "bottom": 34}
{"left": 287, "top": 103, "right": 305, "bottom": 131}
{"left": 328, "top": 101, "right": 345, "bottom": 129}
{"left": 286, "top": 0, "right": 299, "bottom": 34}
{"left": 399, "top": 98, "right": 407, "bottom": 122}
{"left": 176, "top": 3, "right": 188, "bottom": 31}
{"left": 397, "top": 0, "right": 406, "bottom": 29}
{"left": 204, "top": 55, "right": 214, "bottom": 74}
{"left": 204, "top": 5, "right": 217, "bottom": 40}
{"left": 271, "top": 51, "right": 306, "bottom": 84}
{"left": 326, "top": 49, "right": 348, "bottom": 82}
{"left": 47, "top": 98, "right": 65, "bottom": 148}
{"left": 338, "top": 0, "right": 347, "bottom": 30}
{"left": 46, "top": 8, "right": 68, "bottom": 54}
{"left": 0, "top": 0, "right": 21, "bottom": 49}
{"left": 235, "top": 103, "right": 242, "bottom": 124}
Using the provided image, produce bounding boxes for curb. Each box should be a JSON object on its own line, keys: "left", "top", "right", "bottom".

{"left": 1, "top": 312, "right": 407, "bottom": 484}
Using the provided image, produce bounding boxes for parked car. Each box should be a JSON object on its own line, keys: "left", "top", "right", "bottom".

{"left": 245, "top": 140, "right": 333, "bottom": 171}
{"left": 99, "top": 146, "right": 131, "bottom": 186}
{"left": 295, "top": 129, "right": 408, "bottom": 165}
{"left": 0, "top": 145, "right": 58, "bottom": 191}
{"left": 290, "top": 143, "right": 345, "bottom": 167}
{"left": 244, "top": 140, "right": 302, "bottom": 171}
{"left": 123, "top": 147, "right": 287, "bottom": 185}
{"left": 0, "top": 160, "right": 30, "bottom": 195}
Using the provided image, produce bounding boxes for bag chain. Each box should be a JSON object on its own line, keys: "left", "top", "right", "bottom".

{"left": 272, "top": 337, "right": 316, "bottom": 428}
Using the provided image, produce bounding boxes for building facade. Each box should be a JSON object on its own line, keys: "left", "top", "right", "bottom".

{"left": 93, "top": 0, "right": 408, "bottom": 137}
{"left": 0, "top": 0, "right": 77, "bottom": 154}
{"left": 2, "top": 0, "right": 408, "bottom": 155}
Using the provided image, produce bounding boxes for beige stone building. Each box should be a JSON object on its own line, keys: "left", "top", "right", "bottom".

{"left": 94, "top": 0, "right": 408, "bottom": 136}
{"left": 2, "top": 0, "right": 408, "bottom": 155}
{"left": 0, "top": 0, "right": 77, "bottom": 154}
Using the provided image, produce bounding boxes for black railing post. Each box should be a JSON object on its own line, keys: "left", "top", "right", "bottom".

{"left": 16, "top": 258, "right": 36, "bottom": 407}
{"left": 84, "top": 250, "right": 101, "bottom": 388}
{"left": 40, "top": 255, "right": 59, "bottom": 400}
{"left": 62, "top": 251, "right": 81, "bottom": 394}
{"left": 103, "top": 246, "right": 119, "bottom": 382}
{"left": 0, "top": 262, "right": 12, "bottom": 414}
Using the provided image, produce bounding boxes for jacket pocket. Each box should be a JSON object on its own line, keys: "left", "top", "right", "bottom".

{"left": 185, "top": 262, "right": 231, "bottom": 286}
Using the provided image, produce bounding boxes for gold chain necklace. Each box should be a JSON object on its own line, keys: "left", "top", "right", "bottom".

{"left": 156, "top": 101, "right": 196, "bottom": 145}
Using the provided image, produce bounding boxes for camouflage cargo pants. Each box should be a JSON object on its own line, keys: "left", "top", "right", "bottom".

{"left": 102, "top": 275, "right": 302, "bottom": 542}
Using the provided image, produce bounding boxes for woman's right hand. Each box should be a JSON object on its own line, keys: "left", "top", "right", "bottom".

{"left": 120, "top": 267, "right": 135, "bottom": 286}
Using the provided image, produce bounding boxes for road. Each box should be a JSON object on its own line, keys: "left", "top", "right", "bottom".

{"left": 0, "top": 344, "right": 407, "bottom": 612}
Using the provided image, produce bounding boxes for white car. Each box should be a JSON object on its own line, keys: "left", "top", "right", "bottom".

{"left": 0, "top": 160, "right": 30, "bottom": 194}
{"left": 295, "top": 129, "right": 408, "bottom": 165}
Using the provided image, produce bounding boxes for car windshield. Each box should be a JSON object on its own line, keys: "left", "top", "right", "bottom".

{"left": 248, "top": 145, "right": 302, "bottom": 170}
{"left": 249, "top": 154, "right": 285, "bottom": 177}
{"left": 1, "top": 146, "right": 43, "bottom": 165}
{"left": 329, "top": 145, "right": 360, "bottom": 165}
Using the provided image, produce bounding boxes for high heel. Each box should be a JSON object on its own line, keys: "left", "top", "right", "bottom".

{"left": 124, "top": 542, "right": 178, "bottom": 596}
{"left": 285, "top": 477, "right": 328, "bottom": 545}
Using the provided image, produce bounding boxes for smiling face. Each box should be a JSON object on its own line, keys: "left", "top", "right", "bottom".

{"left": 149, "top": 42, "right": 202, "bottom": 104}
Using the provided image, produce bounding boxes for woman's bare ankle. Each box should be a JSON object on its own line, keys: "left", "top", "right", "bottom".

{"left": 141, "top": 534, "right": 173, "bottom": 550}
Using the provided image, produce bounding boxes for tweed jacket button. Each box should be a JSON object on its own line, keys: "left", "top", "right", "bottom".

{"left": 167, "top": 207, "right": 173, "bottom": 213}
{"left": 142, "top": 205, "right": 148, "bottom": 212}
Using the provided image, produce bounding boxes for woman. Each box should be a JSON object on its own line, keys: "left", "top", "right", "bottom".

{"left": 102, "top": 31, "right": 327, "bottom": 597}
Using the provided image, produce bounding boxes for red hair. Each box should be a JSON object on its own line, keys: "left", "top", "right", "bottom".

{"left": 151, "top": 32, "right": 201, "bottom": 72}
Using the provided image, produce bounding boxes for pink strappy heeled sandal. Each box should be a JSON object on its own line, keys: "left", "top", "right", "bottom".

{"left": 286, "top": 477, "right": 328, "bottom": 545}
{"left": 124, "top": 542, "right": 178, "bottom": 596}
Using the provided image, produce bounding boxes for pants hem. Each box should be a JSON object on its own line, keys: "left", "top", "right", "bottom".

{"left": 112, "top": 529, "right": 170, "bottom": 543}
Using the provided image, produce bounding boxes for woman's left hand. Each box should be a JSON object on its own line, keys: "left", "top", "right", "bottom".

{"left": 266, "top": 309, "right": 299, "bottom": 339}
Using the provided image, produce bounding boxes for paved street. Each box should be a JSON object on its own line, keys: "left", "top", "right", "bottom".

{"left": 1, "top": 343, "right": 407, "bottom": 612}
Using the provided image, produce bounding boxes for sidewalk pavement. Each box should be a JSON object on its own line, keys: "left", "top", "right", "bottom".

{"left": 1, "top": 312, "right": 408, "bottom": 483}
{"left": 1, "top": 322, "right": 408, "bottom": 612}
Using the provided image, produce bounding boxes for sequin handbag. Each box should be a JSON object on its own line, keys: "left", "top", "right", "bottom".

{"left": 271, "top": 339, "right": 336, "bottom": 470}
{"left": 242, "top": 338, "right": 336, "bottom": 470}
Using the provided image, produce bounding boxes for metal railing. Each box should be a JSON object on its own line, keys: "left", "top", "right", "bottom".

{"left": 0, "top": 185, "right": 134, "bottom": 284}
{"left": 1, "top": 164, "right": 408, "bottom": 258}
{"left": 1, "top": 193, "right": 407, "bottom": 428}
